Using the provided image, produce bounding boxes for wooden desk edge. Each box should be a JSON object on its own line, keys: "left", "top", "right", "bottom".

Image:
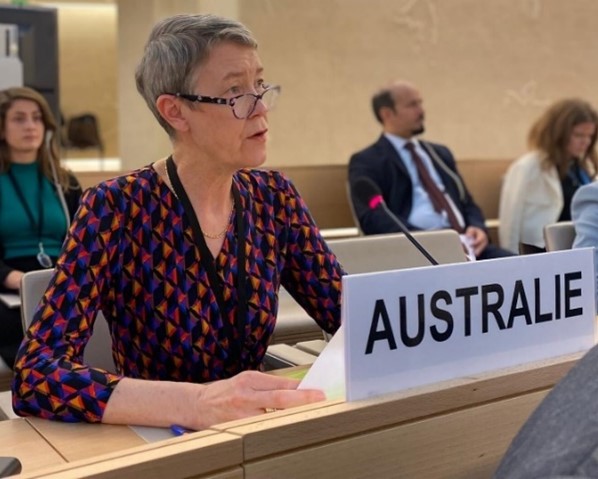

{"left": 16, "top": 430, "right": 242, "bottom": 479}
{"left": 213, "top": 352, "right": 582, "bottom": 460}
{"left": 11, "top": 352, "right": 583, "bottom": 475}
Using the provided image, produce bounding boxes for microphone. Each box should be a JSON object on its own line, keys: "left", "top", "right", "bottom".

{"left": 352, "top": 177, "right": 439, "bottom": 265}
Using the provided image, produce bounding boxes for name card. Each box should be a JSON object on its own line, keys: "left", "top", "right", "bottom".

{"left": 343, "top": 249, "right": 596, "bottom": 402}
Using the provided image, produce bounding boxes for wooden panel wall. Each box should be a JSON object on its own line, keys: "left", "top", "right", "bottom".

{"left": 73, "top": 158, "right": 513, "bottom": 231}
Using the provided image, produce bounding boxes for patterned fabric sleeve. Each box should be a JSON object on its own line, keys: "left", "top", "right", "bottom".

{"left": 273, "top": 172, "right": 344, "bottom": 334}
{"left": 12, "top": 184, "right": 124, "bottom": 422}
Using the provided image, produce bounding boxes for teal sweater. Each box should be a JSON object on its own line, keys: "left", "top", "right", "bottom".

{"left": 0, "top": 162, "right": 68, "bottom": 259}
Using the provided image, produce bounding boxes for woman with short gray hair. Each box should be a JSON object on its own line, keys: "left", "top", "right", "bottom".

{"left": 12, "top": 13, "right": 342, "bottom": 431}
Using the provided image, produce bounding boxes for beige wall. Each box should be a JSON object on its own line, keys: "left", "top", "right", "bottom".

{"left": 242, "top": 0, "right": 598, "bottom": 167}
{"left": 116, "top": 0, "right": 240, "bottom": 171}
{"left": 116, "top": 0, "right": 598, "bottom": 170}
{"left": 54, "top": 2, "right": 118, "bottom": 158}
{"left": 5, "top": 0, "right": 598, "bottom": 169}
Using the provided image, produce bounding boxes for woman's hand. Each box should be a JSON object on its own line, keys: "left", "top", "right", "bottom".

{"left": 190, "top": 370, "right": 325, "bottom": 430}
{"left": 3, "top": 270, "right": 24, "bottom": 291}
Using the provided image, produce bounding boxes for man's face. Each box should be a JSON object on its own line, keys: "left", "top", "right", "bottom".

{"left": 384, "top": 84, "right": 425, "bottom": 139}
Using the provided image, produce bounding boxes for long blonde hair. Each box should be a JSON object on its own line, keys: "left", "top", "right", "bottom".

{"left": 528, "top": 98, "right": 598, "bottom": 179}
{"left": 0, "top": 86, "right": 71, "bottom": 191}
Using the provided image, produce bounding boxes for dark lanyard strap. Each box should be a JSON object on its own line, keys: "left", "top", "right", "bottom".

{"left": 8, "top": 167, "right": 44, "bottom": 241}
{"left": 166, "top": 157, "right": 247, "bottom": 358}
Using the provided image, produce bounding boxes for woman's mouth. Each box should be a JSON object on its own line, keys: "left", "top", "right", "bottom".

{"left": 249, "top": 129, "right": 268, "bottom": 140}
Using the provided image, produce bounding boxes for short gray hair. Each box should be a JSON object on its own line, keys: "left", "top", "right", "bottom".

{"left": 135, "top": 14, "right": 258, "bottom": 136}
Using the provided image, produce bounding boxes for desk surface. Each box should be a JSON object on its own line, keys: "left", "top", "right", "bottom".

{"left": 0, "top": 366, "right": 309, "bottom": 477}
{"left": 13, "top": 420, "right": 242, "bottom": 479}
{"left": 27, "top": 417, "right": 147, "bottom": 462}
{"left": 210, "top": 352, "right": 582, "bottom": 478}
{"left": 2, "top": 352, "right": 584, "bottom": 479}
{"left": 0, "top": 416, "right": 238, "bottom": 477}
{"left": 0, "top": 419, "right": 64, "bottom": 472}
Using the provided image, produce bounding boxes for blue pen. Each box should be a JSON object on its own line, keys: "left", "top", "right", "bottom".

{"left": 170, "top": 424, "right": 192, "bottom": 436}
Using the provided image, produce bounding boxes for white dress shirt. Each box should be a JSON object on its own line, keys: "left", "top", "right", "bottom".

{"left": 384, "top": 133, "right": 451, "bottom": 230}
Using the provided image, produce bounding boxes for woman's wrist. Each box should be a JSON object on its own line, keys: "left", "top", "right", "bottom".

{"left": 102, "top": 377, "right": 207, "bottom": 429}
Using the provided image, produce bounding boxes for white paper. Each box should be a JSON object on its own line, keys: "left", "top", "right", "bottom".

{"left": 0, "top": 293, "right": 20, "bottom": 309}
{"left": 298, "top": 324, "right": 345, "bottom": 400}
{"left": 131, "top": 425, "right": 177, "bottom": 442}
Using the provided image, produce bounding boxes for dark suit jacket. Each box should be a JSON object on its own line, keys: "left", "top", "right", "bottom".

{"left": 348, "top": 135, "right": 486, "bottom": 235}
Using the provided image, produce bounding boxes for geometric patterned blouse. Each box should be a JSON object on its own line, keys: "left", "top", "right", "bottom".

{"left": 12, "top": 166, "right": 344, "bottom": 423}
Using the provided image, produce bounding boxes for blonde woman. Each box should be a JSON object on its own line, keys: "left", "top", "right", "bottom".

{"left": 499, "top": 99, "right": 598, "bottom": 254}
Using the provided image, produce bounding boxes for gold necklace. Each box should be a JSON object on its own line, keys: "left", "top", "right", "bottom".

{"left": 201, "top": 206, "right": 234, "bottom": 239}
{"left": 163, "top": 160, "right": 233, "bottom": 239}
{"left": 202, "top": 224, "right": 229, "bottom": 240}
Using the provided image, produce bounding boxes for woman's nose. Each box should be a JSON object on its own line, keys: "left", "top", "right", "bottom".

{"left": 251, "top": 98, "right": 269, "bottom": 117}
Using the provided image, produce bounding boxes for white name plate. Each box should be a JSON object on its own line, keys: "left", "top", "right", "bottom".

{"left": 343, "top": 249, "right": 596, "bottom": 402}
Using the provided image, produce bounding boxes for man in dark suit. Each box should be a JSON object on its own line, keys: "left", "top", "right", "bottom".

{"left": 348, "top": 80, "right": 513, "bottom": 260}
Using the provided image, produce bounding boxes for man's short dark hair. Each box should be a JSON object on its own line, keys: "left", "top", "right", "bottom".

{"left": 372, "top": 89, "right": 395, "bottom": 124}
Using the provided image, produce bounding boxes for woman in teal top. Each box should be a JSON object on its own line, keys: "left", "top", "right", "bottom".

{"left": 0, "top": 87, "right": 82, "bottom": 367}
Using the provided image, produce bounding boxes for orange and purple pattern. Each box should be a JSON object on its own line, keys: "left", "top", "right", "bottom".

{"left": 12, "top": 166, "right": 343, "bottom": 422}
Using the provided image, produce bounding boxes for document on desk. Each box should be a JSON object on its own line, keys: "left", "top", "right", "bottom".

{"left": 0, "top": 293, "right": 20, "bottom": 309}
{"left": 298, "top": 324, "right": 345, "bottom": 400}
{"left": 131, "top": 425, "right": 177, "bottom": 442}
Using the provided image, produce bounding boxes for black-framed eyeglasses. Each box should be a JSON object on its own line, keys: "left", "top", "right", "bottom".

{"left": 167, "top": 85, "right": 281, "bottom": 120}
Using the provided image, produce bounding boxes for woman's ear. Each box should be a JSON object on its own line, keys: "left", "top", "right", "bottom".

{"left": 156, "top": 94, "right": 190, "bottom": 133}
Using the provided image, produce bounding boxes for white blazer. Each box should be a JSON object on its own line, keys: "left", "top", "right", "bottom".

{"left": 499, "top": 151, "right": 562, "bottom": 253}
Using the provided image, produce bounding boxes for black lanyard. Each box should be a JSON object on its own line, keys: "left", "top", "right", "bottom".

{"left": 166, "top": 156, "right": 247, "bottom": 361}
{"left": 8, "top": 166, "right": 44, "bottom": 241}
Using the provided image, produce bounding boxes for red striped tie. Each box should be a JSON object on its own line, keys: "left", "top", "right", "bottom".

{"left": 405, "top": 142, "right": 463, "bottom": 233}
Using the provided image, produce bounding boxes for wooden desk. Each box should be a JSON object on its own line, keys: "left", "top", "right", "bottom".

{"left": 17, "top": 430, "right": 242, "bottom": 479}
{"left": 27, "top": 418, "right": 147, "bottom": 462}
{"left": 1, "top": 417, "right": 242, "bottom": 478}
{"left": 3, "top": 353, "right": 582, "bottom": 478}
{"left": 0, "top": 419, "right": 64, "bottom": 473}
{"left": 210, "top": 353, "right": 582, "bottom": 479}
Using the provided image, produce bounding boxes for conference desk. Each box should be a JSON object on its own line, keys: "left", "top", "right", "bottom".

{"left": 6, "top": 418, "right": 242, "bottom": 478}
{"left": 0, "top": 419, "right": 63, "bottom": 472}
{"left": 211, "top": 353, "right": 580, "bottom": 478}
{"left": 1, "top": 352, "right": 582, "bottom": 478}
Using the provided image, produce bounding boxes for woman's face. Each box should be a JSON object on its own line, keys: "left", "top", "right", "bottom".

{"left": 3, "top": 99, "right": 45, "bottom": 162}
{"left": 567, "top": 122, "right": 596, "bottom": 159}
{"left": 182, "top": 42, "right": 272, "bottom": 170}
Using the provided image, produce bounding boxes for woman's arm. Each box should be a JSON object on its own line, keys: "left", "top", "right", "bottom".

{"left": 103, "top": 371, "right": 324, "bottom": 430}
{"left": 12, "top": 185, "right": 122, "bottom": 422}
{"left": 2, "top": 270, "right": 23, "bottom": 290}
{"left": 572, "top": 182, "right": 598, "bottom": 307}
{"left": 14, "top": 175, "right": 329, "bottom": 427}
{"left": 572, "top": 183, "right": 598, "bottom": 249}
{"left": 276, "top": 173, "right": 344, "bottom": 334}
